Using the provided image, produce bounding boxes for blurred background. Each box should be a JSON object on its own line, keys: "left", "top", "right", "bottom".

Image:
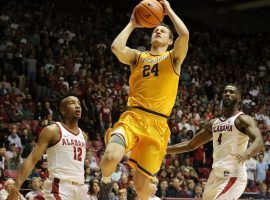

{"left": 0, "top": 0, "right": 269, "bottom": 199}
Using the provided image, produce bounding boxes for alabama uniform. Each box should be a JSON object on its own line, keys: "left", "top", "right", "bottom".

{"left": 203, "top": 112, "right": 248, "bottom": 200}
{"left": 43, "top": 122, "right": 88, "bottom": 200}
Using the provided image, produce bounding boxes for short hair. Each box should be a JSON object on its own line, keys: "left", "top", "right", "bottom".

{"left": 31, "top": 177, "right": 41, "bottom": 182}
{"left": 119, "top": 188, "right": 127, "bottom": 194}
{"left": 224, "top": 84, "right": 242, "bottom": 96}
{"left": 158, "top": 23, "right": 174, "bottom": 40}
{"left": 50, "top": 91, "right": 78, "bottom": 119}
{"left": 5, "top": 178, "right": 15, "bottom": 187}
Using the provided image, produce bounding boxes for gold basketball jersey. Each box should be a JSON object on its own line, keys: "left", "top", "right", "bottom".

{"left": 127, "top": 51, "right": 180, "bottom": 116}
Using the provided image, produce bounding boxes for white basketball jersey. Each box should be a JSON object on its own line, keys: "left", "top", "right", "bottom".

{"left": 46, "top": 122, "right": 86, "bottom": 184}
{"left": 212, "top": 112, "right": 249, "bottom": 177}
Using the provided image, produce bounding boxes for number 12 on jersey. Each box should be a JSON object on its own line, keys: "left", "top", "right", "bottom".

{"left": 73, "top": 146, "right": 82, "bottom": 161}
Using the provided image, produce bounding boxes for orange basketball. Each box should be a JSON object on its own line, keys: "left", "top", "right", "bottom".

{"left": 134, "top": 0, "right": 164, "bottom": 28}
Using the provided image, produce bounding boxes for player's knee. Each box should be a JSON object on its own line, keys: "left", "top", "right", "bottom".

{"left": 101, "top": 150, "right": 121, "bottom": 165}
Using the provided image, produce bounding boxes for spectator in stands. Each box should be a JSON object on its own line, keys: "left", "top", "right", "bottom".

{"left": 157, "top": 169, "right": 167, "bottom": 182}
{"left": 99, "top": 99, "right": 112, "bottom": 136}
{"left": 112, "top": 164, "right": 122, "bottom": 182}
{"left": 194, "top": 184, "right": 203, "bottom": 198}
{"left": 0, "top": 148, "right": 6, "bottom": 172}
{"left": 128, "top": 168, "right": 135, "bottom": 181}
{"left": 0, "top": 178, "right": 26, "bottom": 200}
{"left": 38, "top": 160, "right": 49, "bottom": 180}
{"left": 118, "top": 188, "right": 127, "bottom": 200}
{"left": 9, "top": 103, "right": 24, "bottom": 123}
{"left": 25, "top": 177, "right": 44, "bottom": 200}
{"left": 88, "top": 179, "right": 100, "bottom": 200}
{"left": 6, "top": 143, "right": 17, "bottom": 159}
{"left": 7, "top": 127, "right": 22, "bottom": 148}
{"left": 110, "top": 182, "right": 120, "bottom": 200}
{"left": 21, "top": 138, "right": 36, "bottom": 159}
{"left": 256, "top": 153, "right": 269, "bottom": 184}
{"left": 118, "top": 173, "right": 128, "bottom": 189}
{"left": 166, "top": 165, "right": 175, "bottom": 180}
{"left": 6, "top": 150, "right": 23, "bottom": 170}
{"left": 42, "top": 101, "right": 53, "bottom": 118}
{"left": 166, "top": 177, "right": 187, "bottom": 198}
{"left": 149, "top": 179, "right": 161, "bottom": 200}
{"left": 245, "top": 156, "right": 257, "bottom": 188}
{"left": 20, "top": 127, "right": 33, "bottom": 148}
{"left": 127, "top": 186, "right": 139, "bottom": 200}
{"left": 193, "top": 145, "right": 206, "bottom": 174}
{"left": 185, "top": 179, "right": 195, "bottom": 197}
{"left": 180, "top": 157, "right": 195, "bottom": 173}
{"left": 93, "top": 167, "right": 102, "bottom": 180}
{"left": 86, "top": 150, "right": 99, "bottom": 170}
{"left": 257, "top": 182, "right": 268, "bottom": 199}
{"left": 156, "top": 179, "right": 168, "bottom": 199}
{"left": 28, "top": 165, "right": 40, "bottom": 180}
{"left": 264, "top": 141, "right": 270, "bottom": 168}
{"left": 85, "top": 166, "right": 94, "bottom": 183}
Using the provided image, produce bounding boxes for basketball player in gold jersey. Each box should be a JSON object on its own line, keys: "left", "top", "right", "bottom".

{"left": 99, "top": 0, "right": 189, "bottom": 200}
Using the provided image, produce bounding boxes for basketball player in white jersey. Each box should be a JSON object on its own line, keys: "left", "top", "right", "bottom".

{"left": 167, "top": 84, "right": 264, "bottom": 200}
{"left": 8, "top": 93, "right": 89, "bottom": 200}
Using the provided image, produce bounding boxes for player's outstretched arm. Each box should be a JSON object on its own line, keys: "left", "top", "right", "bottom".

{"left": 167, "top": 119, "right": 214, "bottom": 154}
{"left": 111, "top": 10, "right": 140, "bottom": 67}
{"left": 233, "top": 115, "right": 265, "bottom": 163}
{"left": 159, "top": 0, "right": 189, "bottom": 73}
{"left": 7, "top": 125, "right": 56, "bottom": 200}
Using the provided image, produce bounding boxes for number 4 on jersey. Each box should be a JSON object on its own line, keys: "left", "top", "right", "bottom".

{"left": 217, "top": 133, "right": 222, "bottom": 145}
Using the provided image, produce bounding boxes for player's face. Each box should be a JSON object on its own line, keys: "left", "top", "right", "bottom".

{"left": 151, "top": 25, "right": 172, "bottom": 46}
{"left": 222, "top": 86, "right": 240, "bottom": 108}
{"left": 61, "top": 96, "right": 81, "bottom": 119}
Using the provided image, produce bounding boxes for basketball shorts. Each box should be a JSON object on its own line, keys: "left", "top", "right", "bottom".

{"left": 105, "top": 108, "right": 170, "bottom": 179}
{"left": 203, "top": 170, "right": 247, "bottom": 200}
{"left": 43, "top": 178, "right": 89, "bottom": 200}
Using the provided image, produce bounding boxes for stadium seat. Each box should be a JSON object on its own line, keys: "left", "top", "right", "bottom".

{"left": 198, "top": 167, "right": 210, "bottom": 178}
{"left": 4, "top": 169, "right": 18, "bottom": 179}
{"left": 249, "top": 186, "right": 259, "bottom": 192}
{"left": 265, "top": 170, "right": 270, "bottom": 185}
{"left": 0, "top": 180, "right": 4, "bottom": 190}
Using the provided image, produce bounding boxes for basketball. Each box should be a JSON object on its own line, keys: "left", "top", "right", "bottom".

{"left": 134, "top": 0, "right": 164, "bottom": 28}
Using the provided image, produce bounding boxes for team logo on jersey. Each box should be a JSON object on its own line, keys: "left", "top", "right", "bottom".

{"left": 62, "top": 138, "right": 85, "bottom": 148}
{"left": 224, "top": 171, "right": 230, "bottom": 177}
{"left": 213, "top": 125, "right": 233, "bottom": 133}
{"left": 141, "top": 54, "right": 168, "bottom": 64}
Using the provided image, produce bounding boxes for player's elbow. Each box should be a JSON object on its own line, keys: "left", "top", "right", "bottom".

{"left": 111, "top": 43, "right": 118, "bottom": 55}
{"left": 181, "top": 29, "right": 189, "bottom": 38}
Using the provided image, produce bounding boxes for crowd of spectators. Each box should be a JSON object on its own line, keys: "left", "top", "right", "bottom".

{"left": 0, "top": 0, "right": 270, "bottom": 199}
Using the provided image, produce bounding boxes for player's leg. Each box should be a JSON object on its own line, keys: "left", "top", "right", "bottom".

{"left": 76, "top": 184, "right": 89, "bottom": 200}
{"left": 99, "top": 132, "right": 126, "bottom": 200}
{"left": 215, "top": 176, "right": 247, "bottom": 200}
{"left": 100, "top": 136, "right": 126, "bottom": 178}
{"left": 43, "top": 179, "right": 73, "bottom": 200}
{"left": 134, "top": 170, "right": 153, "bottom": 200}
{"left": 203, "top": 171, "right": 222, "bottom": 200}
